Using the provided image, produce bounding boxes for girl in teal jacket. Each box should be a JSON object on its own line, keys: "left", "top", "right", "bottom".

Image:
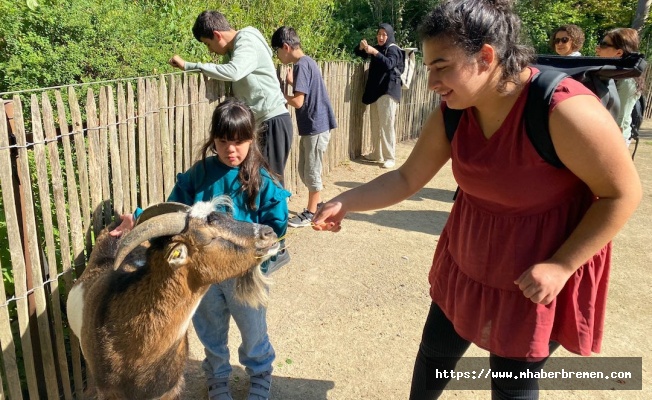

{"left": 112, "top": 98, "right": 289, "bottom": 400}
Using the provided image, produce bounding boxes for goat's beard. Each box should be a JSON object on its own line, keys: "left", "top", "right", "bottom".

{"left": 234, "top": 266, "right": 271, "bottom": 308}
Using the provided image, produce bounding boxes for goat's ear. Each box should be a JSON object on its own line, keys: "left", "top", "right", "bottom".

{"left": 167, "top": 243, "right": 189, "bottom": 270}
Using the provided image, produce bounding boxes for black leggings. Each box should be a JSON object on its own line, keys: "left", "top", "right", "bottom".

{"left": 409, "top": 303, "right": 559, "bottom": 400}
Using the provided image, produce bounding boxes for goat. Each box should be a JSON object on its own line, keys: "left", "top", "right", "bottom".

{"left": 66, "top": 197, "right": 279, "bottom": 400}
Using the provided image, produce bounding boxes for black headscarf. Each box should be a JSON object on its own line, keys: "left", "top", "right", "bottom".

{"left": 354, "top": 22, "right": 402, "bottom": 104}
{"left": 377, "top": 23, "right": 396, "bottom": 51}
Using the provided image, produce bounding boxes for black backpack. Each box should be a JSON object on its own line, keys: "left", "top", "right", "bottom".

{"left": 444, "top": 53, "right": 648, "bottom": 167}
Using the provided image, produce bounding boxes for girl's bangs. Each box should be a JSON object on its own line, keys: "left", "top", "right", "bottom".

{"left": 215, "top": 118, "right": 255, "bottom": 142}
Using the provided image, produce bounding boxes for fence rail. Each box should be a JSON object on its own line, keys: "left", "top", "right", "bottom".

{"left": 0, "top": 63, "right": 438, "bottom": 399}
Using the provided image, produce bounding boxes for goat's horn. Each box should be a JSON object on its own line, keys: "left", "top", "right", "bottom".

{"left": 135, "top": 202, "right": 191, "bottom": 226}
{"left": 113, "top": 203, "right": 191, "bottom": 270}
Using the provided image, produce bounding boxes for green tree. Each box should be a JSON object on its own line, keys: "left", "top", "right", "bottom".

{"left": 332, "top": 0, "right": 437, "bottom": 58}
{"left": 632, "top": 0, "right": 651, "bottom": 30}
{"left": 0, "top": 0, "right": 341, "bottom": 93}
{"left": 516, "top": 0, "right": 640, "bottom": 55}
{"left": 1, "top": 0, "right": 649, "bottom": 93}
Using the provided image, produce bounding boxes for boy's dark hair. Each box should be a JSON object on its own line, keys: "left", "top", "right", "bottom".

{"left": 192, "top": 11, "right": 232, "bottom": 41}
{"left": 418, "top": 0, "right": 534, "bottom": 93}
{"left": 271, "top": 26, "right": 301, "bottom": 50}
{"left": 201, "top": 98, "right": 273, "bottom": 210}
{"left": 549, "top": 24, "right": 585, "bottom": 52}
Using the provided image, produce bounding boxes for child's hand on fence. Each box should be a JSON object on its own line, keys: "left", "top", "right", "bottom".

{"left": 109, "top": 214, "right": 136, "bottom": 237}
{"left": 169, "top": 55, "right": 186, "bottom": 70}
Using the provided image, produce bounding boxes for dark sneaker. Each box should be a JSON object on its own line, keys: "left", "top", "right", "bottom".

{"left": 288, "top": 209, "right": 314, "bottom": 228}
{"left": 264, "top": 248, "right": 290, "bottom": 275}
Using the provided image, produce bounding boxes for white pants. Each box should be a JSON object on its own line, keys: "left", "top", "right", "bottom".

{"left": 369, "top": 94, "right": 398, "bottom": 162}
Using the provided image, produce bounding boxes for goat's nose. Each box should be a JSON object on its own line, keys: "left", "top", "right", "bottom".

{"left": 259, "top": 225, "right": 275, "bottom": 240}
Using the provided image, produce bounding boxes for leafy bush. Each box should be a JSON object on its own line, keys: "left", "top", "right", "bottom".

{"left": 516, "top": 0, "right": 638, "bottom": 56}
{"left": 0, "top": 0, "right": 343, "bottom": 93}
{"left": 1, "top": 0, "right": 647, "bottom": 94}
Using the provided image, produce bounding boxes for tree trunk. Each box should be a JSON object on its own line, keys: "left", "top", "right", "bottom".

{"left": 632, "top": 0, "right": 651, "bottom": 31}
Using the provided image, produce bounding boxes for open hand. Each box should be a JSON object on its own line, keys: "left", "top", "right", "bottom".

{"left": 109, "top": 214, "right": 136, "bottom": 237}
{"left": 360, "top": 39, "right": 377, "bottom": 55}
{"left": 514, "top": 261, "right": 575, "bottom": 305}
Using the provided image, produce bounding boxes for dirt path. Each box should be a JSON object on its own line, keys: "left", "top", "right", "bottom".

{"left": 182, "top": 135, "right": 652, "bottom": 400}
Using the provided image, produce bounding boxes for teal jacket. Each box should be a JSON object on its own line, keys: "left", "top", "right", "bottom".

{"left": 134, "top": 157, "right": 290, "bottom": 271}
{"left": 166, "top": 156, "right": 289, "bottom": 238}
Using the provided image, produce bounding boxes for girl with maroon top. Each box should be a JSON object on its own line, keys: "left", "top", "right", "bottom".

{"left": 312, "top": 0, "right": 641, "bottom": 399}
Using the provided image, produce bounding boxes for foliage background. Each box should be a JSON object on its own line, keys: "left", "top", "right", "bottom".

{"left": 0, "top": 0, "right": 649, "bottom": 94}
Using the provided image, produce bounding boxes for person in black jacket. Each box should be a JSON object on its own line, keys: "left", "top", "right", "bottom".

{"left": 355, "top": 23, "right": 403, "bottom": 169}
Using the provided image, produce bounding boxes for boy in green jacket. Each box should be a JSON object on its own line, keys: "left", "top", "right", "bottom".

{"left": 169, "top": 10, "right": 293, "bottom": 187}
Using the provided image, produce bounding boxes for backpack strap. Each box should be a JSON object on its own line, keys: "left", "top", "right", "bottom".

{"left": 442, "top": 69, "right": 568, "bottom": 168}
{"left": 525, "top": 70, "right": 568, "bottom": 168}
{"left": 386, "top": 43, "right": 404, "bottom": 75}
{"left": 443, "top": 106, "right": 464, "bottom": 142}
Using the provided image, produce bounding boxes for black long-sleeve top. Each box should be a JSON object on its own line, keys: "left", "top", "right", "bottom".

{"left": 354, "top": 23, "right": 403, "bottom": 104}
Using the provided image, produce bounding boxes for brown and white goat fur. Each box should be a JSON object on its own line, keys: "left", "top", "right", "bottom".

{"left": 66, "top": 198, "right": 278, "bottom": 400}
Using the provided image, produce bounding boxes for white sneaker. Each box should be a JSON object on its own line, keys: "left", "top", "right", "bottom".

{"left": 382, "top": 160, "right": 395, "bottom": 168}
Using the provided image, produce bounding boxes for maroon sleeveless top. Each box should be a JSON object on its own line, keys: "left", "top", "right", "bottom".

{"left": 430, "top": 68, "right": 611, "bottom": 359}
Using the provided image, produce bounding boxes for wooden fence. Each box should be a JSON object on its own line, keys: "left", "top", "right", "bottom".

{"left": 0, "top": 63, "right": 438, "bottom": 399}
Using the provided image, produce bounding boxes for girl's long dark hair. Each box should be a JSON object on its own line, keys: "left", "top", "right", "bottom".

{"left": 200, "top": 98, "right": 273, "bottom": 210}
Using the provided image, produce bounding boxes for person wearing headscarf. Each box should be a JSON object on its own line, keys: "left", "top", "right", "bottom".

{"left": 355, "top": 23, "right": 404, "bottom": 169}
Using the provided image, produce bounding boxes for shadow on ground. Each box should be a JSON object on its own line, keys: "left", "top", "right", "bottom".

{"left": 183, "top": 360, "right": 336, "bottom": 400}
{"left": 345, "top": 209, "right": 449, "bottom": 236}
{"left": 334, "top": 180, "right": 456, "bottom": 204}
